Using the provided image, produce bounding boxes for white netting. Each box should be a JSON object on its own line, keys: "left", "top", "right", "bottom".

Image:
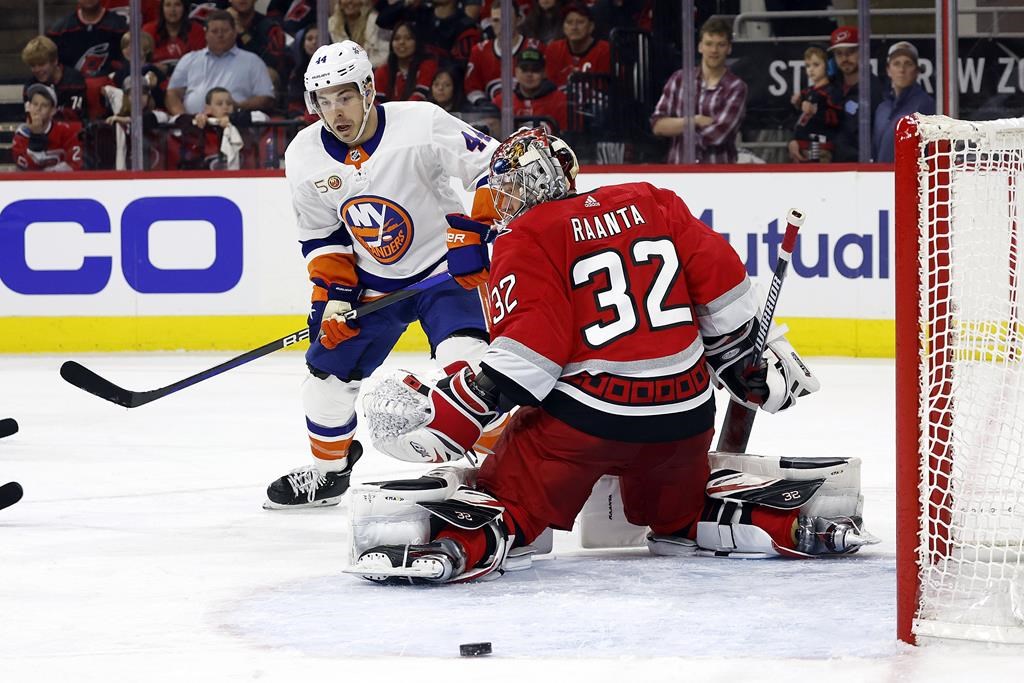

{"left": 914, "top": 115, "right": 1024, "bottom": 643}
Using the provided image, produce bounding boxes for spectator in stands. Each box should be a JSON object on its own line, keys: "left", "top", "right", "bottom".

{"left": 788, "top": 45, "right": 841, "bottom": 163}
{"left": 465, "top": 2, "right": 542, "bottom": 105}
{"left": 267, "top": 0, "right": 315, "bottom": 38}
{"left": 96, "top": 73, "right": 173, "bottom": 170}
{"left": 377, "top": 0, "right": 481, "bottom": 71}
{"left": 545, "top": 3, "right": 610, "bottom": 89}
{"left": 651, "top": 17, "right": 747, "bottom": 164}
{"left": 47, "top": 0, "right": 128, "bottom": 78}
{"left": 493, "top": 46, "right": 567, "bottom": 133}
{"left": 329, "top": 0, "right": 388, "bottom": 68}
{"left": 521, "top": 0, "right": 565, "bottom": 44}
{"left": 110, "top": 31, "right": 168, "bottom": 111}
{"left": 227, "top": 0, "right": 288, "bottom": 79}
{"left": 165, "top": 10, "right": 275, "bottom": 116}
{"left": 872, "top": 41, "right": 935, "bottom": 163}
{"left": 591, "top": 0, "right": 648, "bottom": 40}
{"left": 285, "top": 26, "right": 319, "bottom": 117}
{"left": 428, "top": 66, "right": 467, "bottom": 114}
{"left": 21, "top": 36, "right": 87, "bottom": 124}
{"left": 12, "top": 84, "right": 83, "bottom": 172}
{"left": 104, "top": 0, "right": 160, "bottom": 24}
{"left": 477, "top": 0, "right": 533, "bottom": 35}
{"left": 144, "top": 0, "right": 206, "bottom": 72}
{"left": 826, "top": 26, "right": 883, "bottom": 163}
{"left": 375, "top": 22, "right": 438, "bottom": 103}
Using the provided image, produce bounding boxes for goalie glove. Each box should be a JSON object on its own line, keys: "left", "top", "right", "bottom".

{"left": 363, "top": 362, "right": 500, "bottom": 463}
{"left": 705, "top": 322, "right": 819, "bottom": 413}
{"left": 445, "top": 213, "right": 494, "bottom": 290}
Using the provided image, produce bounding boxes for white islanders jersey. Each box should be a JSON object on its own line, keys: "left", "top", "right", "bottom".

{"left": 284, "top": 101, "right": 498, "bottom": 294}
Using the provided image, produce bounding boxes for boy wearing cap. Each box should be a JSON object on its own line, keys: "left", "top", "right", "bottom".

{"left": 872, "top": 41, "right": 934, "bottom": 163}
{"left": 494, "top": 47, "right": 568, "bottom": 132}
{"left": 544, "top": 3, "right": 611, "bottom": 89}
{"left": 825, "top": 26, "right": 882, "bottom": 162}
{"left": 12, "top": 83, "right": 83, "bottom": 172}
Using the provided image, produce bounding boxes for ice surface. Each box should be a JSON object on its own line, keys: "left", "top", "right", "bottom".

{"left": 1, "top": 352, "right": 1023, "bottom": 682}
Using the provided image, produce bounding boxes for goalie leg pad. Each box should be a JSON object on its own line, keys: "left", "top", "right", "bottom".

{"left": 696, "top": 453, "right": 877, "bottom": 557}
{"left": 434, "top": 334, "right": 488, "bottom": 372}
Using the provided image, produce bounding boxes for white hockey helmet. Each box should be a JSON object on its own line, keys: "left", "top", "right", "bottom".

{"left": 304, "top": 40, "right": 375, "bottom": 142}
{"left": 488, "top": 128, "right": 580, "bottom": 224}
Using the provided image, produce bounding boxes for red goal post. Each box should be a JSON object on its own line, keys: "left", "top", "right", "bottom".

{"left": 896, "top": 114, "right": 1024, "bottom": 645}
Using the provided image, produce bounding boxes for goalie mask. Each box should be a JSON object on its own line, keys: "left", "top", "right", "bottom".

{"left": 304, "top": 40, "right": 375, "bottom": 144}
{"left": 488, "top": 128, "right": 580, "bottom": 224}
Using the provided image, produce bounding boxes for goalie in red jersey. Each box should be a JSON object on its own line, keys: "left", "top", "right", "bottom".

{"left": 348, "top": 129, "right": 878, "bottom": 585}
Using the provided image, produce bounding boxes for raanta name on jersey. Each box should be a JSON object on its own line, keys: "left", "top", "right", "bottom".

{"left": 570, "top": 203, "right": 647, "bottom": 243}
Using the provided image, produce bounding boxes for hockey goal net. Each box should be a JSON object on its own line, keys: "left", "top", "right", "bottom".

{"left": 896, "top": 114, "right": 1024, "bottom": 644}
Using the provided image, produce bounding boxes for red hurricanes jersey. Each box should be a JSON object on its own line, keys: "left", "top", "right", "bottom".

{"left": 12, "top": 121, "right": 83, "bottom": 172}
{"left": 544, "top": 38, "right": 611, "bottom": 89}
{"left": 464, "top": 36, "right": 544, "bottom": 104}
{"left": 480, "top": 182, "right": 757, "bottom": 442}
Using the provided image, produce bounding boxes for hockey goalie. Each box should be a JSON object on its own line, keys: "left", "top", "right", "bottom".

{"left": 346, "top": 128, "right": 878, "bottom": 585}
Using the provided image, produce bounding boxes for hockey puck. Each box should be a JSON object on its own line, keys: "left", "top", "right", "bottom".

{"left": 0, "top": 481, "right": 23, "bottom": 512}
{"left": 459, "top": 642, "right": 492, "bottom": 657}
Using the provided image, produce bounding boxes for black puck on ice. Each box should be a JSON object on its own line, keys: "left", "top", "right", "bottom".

{"left": 459, "top": 642, "right": 492, "bottom": 657}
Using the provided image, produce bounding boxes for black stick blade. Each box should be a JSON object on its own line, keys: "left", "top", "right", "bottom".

{"left": 60, "top": 361, "right": 139, "bottom": 408}
{"left": 0, "top": 418, "right": 18, "bottom": 439}
{"left": 0, "top": 481, "right": 23, "bottom": 511}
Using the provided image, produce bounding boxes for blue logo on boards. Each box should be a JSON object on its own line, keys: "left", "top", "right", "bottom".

{"left": 0, "top": 196, "right": 243, "bottom": 295}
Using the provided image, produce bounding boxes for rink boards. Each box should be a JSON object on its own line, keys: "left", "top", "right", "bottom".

{"left": 0, "top": 166, "right": 893, "bottom": 356}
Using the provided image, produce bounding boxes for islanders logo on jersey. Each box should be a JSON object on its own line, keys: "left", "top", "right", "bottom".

{"left": 339, "top": 195, "right": 414, "bottom": 265}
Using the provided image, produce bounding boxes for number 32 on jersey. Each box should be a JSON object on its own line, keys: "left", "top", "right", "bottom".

{"left": 489, "top": 237, "right": 693, "bottom": 348}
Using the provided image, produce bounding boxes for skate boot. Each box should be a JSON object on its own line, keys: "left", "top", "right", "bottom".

{"left": 263, "top": 441, "right": 363, "bottom": 510}
{"left": 349, "top": 537, "right": 467, "bottom": 585}
{"left": 796, "top": 515, "right": 880, "bottom": 555}
{"left": 646, "top": 532, "right": 698, "bottom": 557}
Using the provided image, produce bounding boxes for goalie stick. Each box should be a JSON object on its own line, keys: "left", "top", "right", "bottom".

{"left": 0, "top": 418, "right": 18, "bottom": 439}
{"left": 716, "top": 208, "right": 805, "bottom": 453}
{"left": 60, "top": 272, "right": 453, "bottom": 409}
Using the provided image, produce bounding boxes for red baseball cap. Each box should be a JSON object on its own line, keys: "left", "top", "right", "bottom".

{"left": 828, "top": 26, "right": 859, "bottom": 51}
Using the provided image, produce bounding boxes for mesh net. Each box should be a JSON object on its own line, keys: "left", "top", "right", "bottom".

{"left": 914, "top": 115, "right": 1024, "bottom": 642}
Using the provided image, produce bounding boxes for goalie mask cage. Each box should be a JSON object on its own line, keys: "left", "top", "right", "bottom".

{"left": 896, "top": 114, "right": 1024, "bottom": 645}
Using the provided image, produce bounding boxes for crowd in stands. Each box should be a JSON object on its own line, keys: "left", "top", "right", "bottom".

{"left": 10, "top": 0, "right": 936, "bottom": 172}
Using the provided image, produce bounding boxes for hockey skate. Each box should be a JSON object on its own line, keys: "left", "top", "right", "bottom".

{"left": 263, "top": 441, "right": 363, "bottom": 510}
{"left": 347, "top": 537, "right": 467, "bottom": 585}
{"left": 796, "top": 515, "right": 880, "bottom": 555}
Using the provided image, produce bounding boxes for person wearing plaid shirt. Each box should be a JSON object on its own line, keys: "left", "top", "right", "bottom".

{"left": 651, "top": 18, "right": 747, "bottom": 164}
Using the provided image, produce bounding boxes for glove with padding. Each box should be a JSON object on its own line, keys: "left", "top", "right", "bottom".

{"left": 362, "top": 362, "right": 499, "bottom": 463}
{"left": 310, "top": 283, "right": 362, "bottom": 350}
{"left": 445, "top": 213, "right": 494, "bottom": 289}
{"left": 705, "top": 322, "right": 819, "bottom": 413}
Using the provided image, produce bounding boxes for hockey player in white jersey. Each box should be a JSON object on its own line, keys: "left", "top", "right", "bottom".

{"left": 264, "top": 40, "right": 502, "bottom": 509}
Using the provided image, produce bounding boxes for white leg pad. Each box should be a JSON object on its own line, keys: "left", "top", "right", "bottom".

{"left": 579, "top": 475, "right": 648, "bottom": 549}
{"left": 697, "top": 453, "right": 867, "bottom": 558}
{"left": 346, "top": 466, "right": 473, "bottom": 564}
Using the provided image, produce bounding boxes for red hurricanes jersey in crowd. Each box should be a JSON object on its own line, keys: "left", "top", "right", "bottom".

{"left": 12, "top": 121, "right": 83, "bottom": 171}
{"left": 480, "top": 182, "right": 758, "bottom": 442}
{"left": 493, "top": 84, "right": 568, "bottom": 134}
{"left": 464, "top": 36, "right": 544, "bottom": 104}
{"left": 544, "top": 38, "right": 611, "bottom": 89}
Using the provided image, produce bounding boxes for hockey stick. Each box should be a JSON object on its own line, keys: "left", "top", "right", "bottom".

{"left": 716, "top": 208, "right": 805, "bottom": 453}
{"left": 0, "top": 418, "right": 18, "bottom": 439}
{"left": 0, "top": 482, "right": 23, "bottom": 511}
{"left": 60, "top": 271, "right": 453, "bottom": 409}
